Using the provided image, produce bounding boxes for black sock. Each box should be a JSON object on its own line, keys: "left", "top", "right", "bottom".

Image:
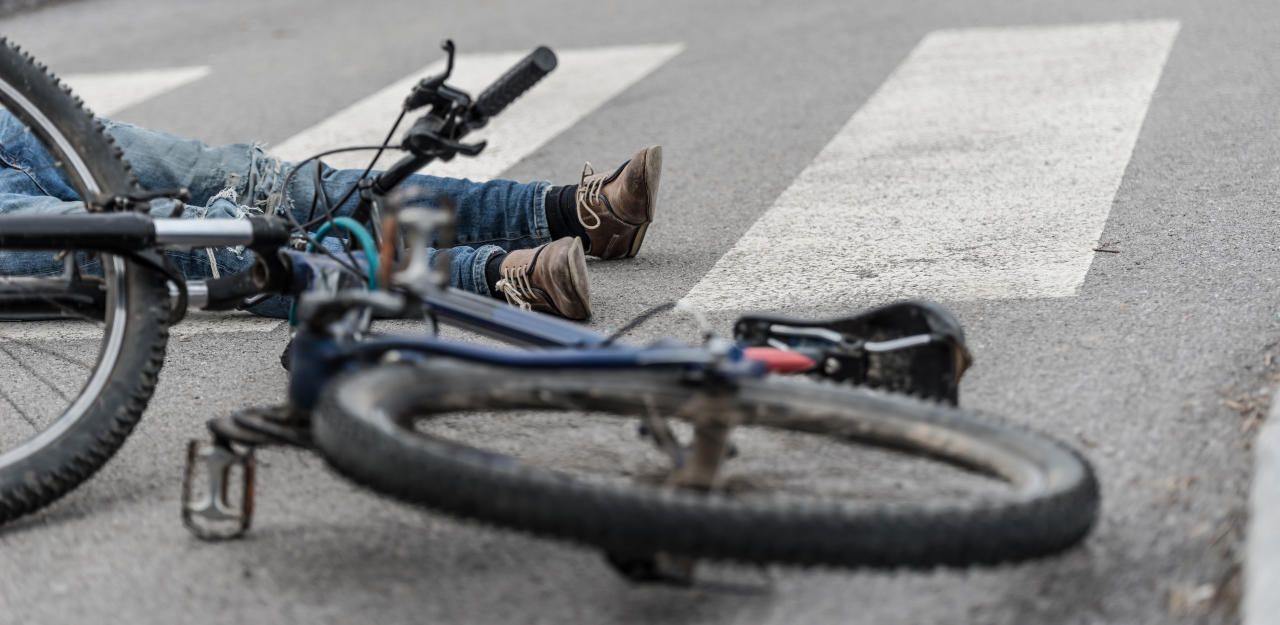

{"left": 545, "top": 185, "right": 588, "bottom": 249}
{"left": 485, "top": 252, "right": 506, "bottom": 298}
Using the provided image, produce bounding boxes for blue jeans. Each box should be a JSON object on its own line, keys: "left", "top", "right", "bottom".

{"left": 0, "top": 113, "right": 552, "bottom": 316}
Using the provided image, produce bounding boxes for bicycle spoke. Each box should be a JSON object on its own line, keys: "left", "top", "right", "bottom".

{"left": 0, "top": 342, "right": 72, "bottom": 402}
{"left": 0, "top": 385, "right": 38, "bottom": 431}
{"left": 0, "top": 338, "right": 93, "bottom": 371}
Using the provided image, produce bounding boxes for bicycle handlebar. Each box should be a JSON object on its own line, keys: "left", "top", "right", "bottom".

{"left": 472, "top": 46, "right": 557, "bottom": 119}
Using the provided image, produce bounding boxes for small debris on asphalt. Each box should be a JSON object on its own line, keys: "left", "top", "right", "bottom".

{"left": 1167, "top": 583, "right": 1216, "bottom": 616}
{"left": 1164, "top": 475, "right": 1199, "bottom": 504}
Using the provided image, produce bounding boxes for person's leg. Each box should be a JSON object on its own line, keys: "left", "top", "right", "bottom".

{"left": 88, "top": 120, "right": 522, "bottom": 299}
{"left": 428, "top": 244, "right": 507, "bottom": 294}
{"left": 0, "top": 125, "right": 261, "bottom": 272}
{"left": 98, "top": 119, "right": 642, "bottom": 275}
{"left": 0, "top": 111, "right": 257, "bottom": 209}
{"left": 1, "top": 113, "right": 596, "bottom": 317}
{"left": 239, "top": 242, "right": 507, "bottom": 319}
{"left": 101, "top": 119, "right": 278, "bottom": 208}
{"left": 0, "top": 112, "right": 281, "bottom": 279}
{"left": 0, "top": 193, "right": 93, "bottom": 277}
{"left": 279, "top": 162, "right": 553, "bottom": 252}
{"left": 100, "top": 119, "right": 560, "bottom": 293}
{"left": 0, "top": 190, "right": 261, "bottom": 282}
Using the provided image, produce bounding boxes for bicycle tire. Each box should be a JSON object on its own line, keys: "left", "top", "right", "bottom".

{"left": 0, "top": 39, "right": 170, "bottom": 524}
{"left": 312, "top": 359, "right": 1099, "bottom": 569}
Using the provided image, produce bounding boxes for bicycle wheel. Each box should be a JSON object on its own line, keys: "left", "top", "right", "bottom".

{"left": 313, "top": 359, "right": 1098, "bottom": 569}
{"left": 0, "top": 39, "right": 169, "bottom": 523}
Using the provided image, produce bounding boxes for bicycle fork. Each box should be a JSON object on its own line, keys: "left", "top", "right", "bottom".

{"left": 616, "top": 392, "right": 739, "bottom": 585}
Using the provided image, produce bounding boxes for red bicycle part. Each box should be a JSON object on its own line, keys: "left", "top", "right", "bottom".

{"left": 742, "top": 347, "right": 816, "bottom": 373}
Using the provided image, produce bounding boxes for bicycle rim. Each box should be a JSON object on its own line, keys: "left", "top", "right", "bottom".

{"left": 0, "top": 38, "right": 169, "bottom": 522}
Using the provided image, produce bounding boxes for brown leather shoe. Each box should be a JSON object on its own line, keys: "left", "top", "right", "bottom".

{"left": 495, "top": 237, "right": 591, "bottom": 320}
{"left": 575, "top": 145, "right": 661, "bottom": 259}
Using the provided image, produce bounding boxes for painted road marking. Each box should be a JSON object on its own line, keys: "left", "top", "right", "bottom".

{"left": 271, "top": 43, "right": 684, "bottom": 177}
{"left": 681, "top": 21, "right": 1180, "bottom": 311}
{"left": 62, "top": 67, "right": 211, "bottom": 117}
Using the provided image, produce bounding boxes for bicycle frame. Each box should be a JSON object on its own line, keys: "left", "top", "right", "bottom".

{"left": 283, "top": 284, "right": 753, "bottom": 413}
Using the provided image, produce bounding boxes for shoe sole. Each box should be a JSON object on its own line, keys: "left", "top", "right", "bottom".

{"left": 564, "top": 238, "right": 592, "bottom": 319}
{"left": 628, "top": 146, "right": 662, "bottom": 258}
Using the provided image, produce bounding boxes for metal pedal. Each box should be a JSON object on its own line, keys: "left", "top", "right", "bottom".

{"left": 181, "top": 439, "right": 255, "bottom": 540}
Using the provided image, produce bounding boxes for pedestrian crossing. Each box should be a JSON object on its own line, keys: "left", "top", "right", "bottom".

{"left": 64, "top": 66, "right": 210, "bottom": 117}
{"left": 7, "top": 22, "right": 1180, "bottom": 339}
{"left": 272, "top": 43, "right": 684, "bottom": 178}
{"left": 680, "top": 20, "right": 1180, "bottom": 311}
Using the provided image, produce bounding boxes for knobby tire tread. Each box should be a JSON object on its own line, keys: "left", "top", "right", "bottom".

{"left": 0, "top": 39, "right": 169, "bottom": 524}
{"left": 313, "top": 360, "right": 1099, "bottom": 569}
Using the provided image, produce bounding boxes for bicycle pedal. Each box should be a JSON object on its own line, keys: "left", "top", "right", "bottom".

{"left": 181, "top": 439, "right": 255, "bottom": 540}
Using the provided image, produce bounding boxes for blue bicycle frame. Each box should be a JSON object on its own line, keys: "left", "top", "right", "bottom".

{"left": 283, "top": 283, "right": 763, "bottom": 413}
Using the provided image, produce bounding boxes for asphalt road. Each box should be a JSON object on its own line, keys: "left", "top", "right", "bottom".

{"left": 2, "top": 0, "right": 1278, "bottom": 623}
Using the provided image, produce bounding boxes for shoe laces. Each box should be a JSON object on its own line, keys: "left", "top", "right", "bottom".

{"left": 494, "top": 263, "right": 536, "bottom": 311}
{"left": 575, "top": 162, "right": 604, "bottom": 231}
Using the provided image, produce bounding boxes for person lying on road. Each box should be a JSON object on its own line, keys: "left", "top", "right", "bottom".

{"left": 0, "top": 112, "right": 662, "bottom": 320}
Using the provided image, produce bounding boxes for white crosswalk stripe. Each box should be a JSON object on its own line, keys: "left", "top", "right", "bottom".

{"left": 681, "top": 20, "right": 1180, "bottom": 311}
{"left": 62, "top": 66, "right": 210, "bottom": 117}
{"left": 271, "top": 43, "right": 684, "bottom": 177}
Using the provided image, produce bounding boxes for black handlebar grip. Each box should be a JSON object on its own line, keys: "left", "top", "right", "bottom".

{"left": 473, "top": 46, "right": 557, "bottom": 119}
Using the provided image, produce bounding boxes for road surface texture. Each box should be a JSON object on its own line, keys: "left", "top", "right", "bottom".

{"left": 1, "top": 0, "right": 1278, "bottom": 623}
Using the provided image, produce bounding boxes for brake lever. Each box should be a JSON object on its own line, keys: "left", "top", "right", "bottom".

{"left": 404, "top": 40, "right": 472, "bottom": 112}
{"left": 438, "top": 136, "right": 486, "bottom": 157}
{"left": 403, "top": 127, "right": 486, "bottom": 159}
